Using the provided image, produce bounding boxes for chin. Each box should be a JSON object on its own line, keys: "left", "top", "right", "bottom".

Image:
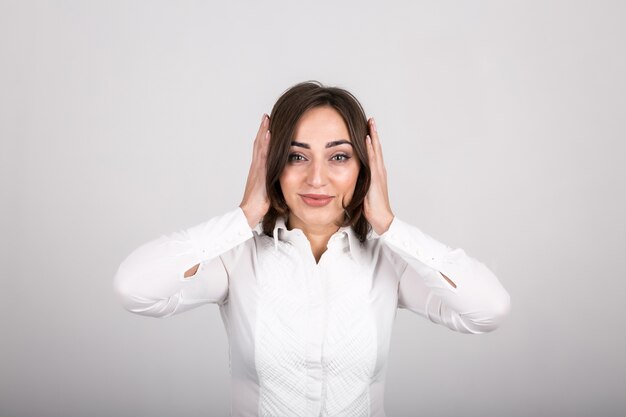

{"left": 298, "top": 206, "right": 341, "bottom": 223}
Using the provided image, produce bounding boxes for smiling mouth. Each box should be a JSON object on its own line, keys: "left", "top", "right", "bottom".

{"left": 300, "top": 194, "right": 333, "bottom": 199}
{"left": 299, "top": 194, "right": 334, "bottom": 207}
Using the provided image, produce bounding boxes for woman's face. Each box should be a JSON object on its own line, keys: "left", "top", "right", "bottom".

{"left": 279, "top": 105, "right": 360, "bottom": 230}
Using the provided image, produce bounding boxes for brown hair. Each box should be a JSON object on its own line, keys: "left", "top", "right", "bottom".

{"left": 261, "top": 80, "right": 373, "bottom": 243}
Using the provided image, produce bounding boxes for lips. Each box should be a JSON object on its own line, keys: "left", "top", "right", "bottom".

{"left": 299, "top": 194, "right": 334, "bottom": 207}
{"left": 301, "top": 194, "right": 333, "bottom": 199}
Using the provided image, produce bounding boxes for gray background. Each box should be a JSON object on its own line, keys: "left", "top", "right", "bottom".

{"left": 1, "top": 1, "right": 624, "bottom": 416}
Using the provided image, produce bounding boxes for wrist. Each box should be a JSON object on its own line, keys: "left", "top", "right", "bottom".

{"left": 239, "top": 204, "right": 262, "bottom": 229}
{"left": 373, "top": 212, "right": 394, "bottom": 235}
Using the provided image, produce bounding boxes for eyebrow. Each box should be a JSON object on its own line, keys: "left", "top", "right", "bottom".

{"left": 290, "top": 140, "right": 353, "bottom": 149}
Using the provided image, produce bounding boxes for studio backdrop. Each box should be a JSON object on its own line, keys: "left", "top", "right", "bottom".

{"left": 1, "top": 1, "right": 624, "bottom": 416}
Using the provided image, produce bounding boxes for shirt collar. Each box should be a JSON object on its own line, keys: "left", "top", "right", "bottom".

{"left": 270, "top": 215, "right": 365, "bottom": 261}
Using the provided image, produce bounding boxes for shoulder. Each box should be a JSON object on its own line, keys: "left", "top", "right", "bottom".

{"left": 359, "top": 235, "right": 407, "bottom": 277}
{"left": 218, "top": 231, "right": 261, "bottom": 272}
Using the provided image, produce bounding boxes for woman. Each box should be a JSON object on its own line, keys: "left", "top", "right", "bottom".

{"left": 113, "top": 80, "right": 511, "bottom": 417}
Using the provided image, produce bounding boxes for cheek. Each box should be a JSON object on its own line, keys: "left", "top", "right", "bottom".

{"left": 279, "top": 170, "right": 298, "bottom": 196}
{"left": 334, "top": 165, "right": 360, "bottom": 195}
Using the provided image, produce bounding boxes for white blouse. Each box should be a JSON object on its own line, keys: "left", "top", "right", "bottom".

{"left": 113, "top": 206, "right": 511, "bottom": 417}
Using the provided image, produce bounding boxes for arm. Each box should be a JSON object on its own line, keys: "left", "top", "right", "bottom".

{"left": 112, "top": 206, "right": 254, "bottom": 318}
{"left": 380, "top": 216, "right": 511, "bottom": 334}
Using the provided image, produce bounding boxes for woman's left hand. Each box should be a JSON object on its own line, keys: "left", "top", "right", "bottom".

{"left": 363, "top": 117, "right": 395, "bottom": 235}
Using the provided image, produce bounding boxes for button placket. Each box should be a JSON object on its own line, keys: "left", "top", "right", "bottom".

{"left": 305, "top": 261, "right": 325, "bottom": 415}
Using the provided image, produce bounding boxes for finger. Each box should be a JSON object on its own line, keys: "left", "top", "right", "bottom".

{"left": 256, "top": 113, "right": 269, "bottom": 142}
{"left": 260, "top": 131, "right": 270, "bottom": 158}
{"left": 366, "top": 134, "right": 379, "bottom": 174}
{"left": 366, "top": 134, "right": 375, "bottom": 161}
{"left": 369, "top": 118, "right": 387, "bottom": 178}
{"left": 369, "top": 118, "right": 384, "bottom": 161}
{"left": 254, "top": 114, "right": 270, "bottom": 157}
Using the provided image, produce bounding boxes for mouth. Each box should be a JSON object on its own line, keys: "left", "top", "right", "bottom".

{"left": 299, "top": 194, "right": 335, "bottom": 207}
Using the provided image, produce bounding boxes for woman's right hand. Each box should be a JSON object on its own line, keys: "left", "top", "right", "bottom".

{"left": 239, "top": 113, "right": 271, "bottom": 229}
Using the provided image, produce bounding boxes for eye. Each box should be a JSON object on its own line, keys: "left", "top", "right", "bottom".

{"left": 287, "top": 152, "right": 351, "bottom": 163}
{"left": 332, "top": 153, "right": 351, "bottom": 162}
{"left": 287, "top": 153, "right": 306, "bottom": 162}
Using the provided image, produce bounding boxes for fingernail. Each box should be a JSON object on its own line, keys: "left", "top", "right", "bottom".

{"left": 261, "top": 113, "right": 266, "bottom": 123}
{"left": 372, "top": 118, "right": 377, "bottom": 132}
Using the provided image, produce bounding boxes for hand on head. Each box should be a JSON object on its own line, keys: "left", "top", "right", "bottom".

{"left": 363, "top": 117, "right": 395, "bottom": 235}
{"left": 239, "top": 113, "right": 271, "bottom": 229}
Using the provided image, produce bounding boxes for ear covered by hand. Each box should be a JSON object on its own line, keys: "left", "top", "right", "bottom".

{"left": 363, "top": 117, "right": 394, "bottom": 235}
{"left": 240, "top": 113, "right": 272, "bottom": 229}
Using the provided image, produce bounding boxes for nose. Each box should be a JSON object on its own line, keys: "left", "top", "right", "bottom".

{"left": 306, "top": 158, "right": 328, "bottom": 188}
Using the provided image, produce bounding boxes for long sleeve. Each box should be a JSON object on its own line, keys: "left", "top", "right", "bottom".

{"left": 380, "top": 216, "right": 511, "bottom": 334}
{"left": 112, "top": 206, "right": 254, "bottom": 318}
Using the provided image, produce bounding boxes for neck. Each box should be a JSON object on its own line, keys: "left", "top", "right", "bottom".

{"left": 286, "top": 214, "right": 343, "bottom": 244}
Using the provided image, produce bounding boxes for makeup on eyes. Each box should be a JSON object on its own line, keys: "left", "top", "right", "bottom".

{"left": 290, "top": 140, "right": 353, "bottom": 149}
{"left": 289, "top": 139, "right": 352, "bottom": 154}
{"left": 287, "top": 152, "right": 351, "bottom": 162}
